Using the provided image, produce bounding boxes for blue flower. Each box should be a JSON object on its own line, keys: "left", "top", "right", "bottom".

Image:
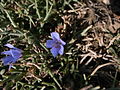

{"left": 46, "top": 32, "right": 66, "bottom": 57}
{"left": 1, "top": 44, "right": 22, "bottom": 69}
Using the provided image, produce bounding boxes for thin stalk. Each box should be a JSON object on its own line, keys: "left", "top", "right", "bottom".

{"left": 35, "top": 0, "right": 41, "bottom": 19}
{"left": 4, "top": 9, "right": 17, "bottom": 28}
{"left": 48, "top": 70, "right": 62, "bottom": 90}
{"left": 46, "top": 0, "right": 49, "bottom": 14}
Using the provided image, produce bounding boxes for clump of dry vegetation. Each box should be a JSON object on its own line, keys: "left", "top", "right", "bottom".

{"left": 56, "top": 0, "right": 120, "bottom": 89}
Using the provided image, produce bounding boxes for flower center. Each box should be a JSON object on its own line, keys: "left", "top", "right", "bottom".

{"left": 53, "top": 41, "right": 61, "bottom": 48}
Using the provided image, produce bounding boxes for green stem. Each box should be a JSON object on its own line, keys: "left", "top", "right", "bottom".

{"left": 48, "top": 70, "right": 62, "bottom": 90}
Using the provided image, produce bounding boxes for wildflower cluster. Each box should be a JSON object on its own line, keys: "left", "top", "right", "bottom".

{"left": 1, "top": 32, "right": 66, "bottom": 69}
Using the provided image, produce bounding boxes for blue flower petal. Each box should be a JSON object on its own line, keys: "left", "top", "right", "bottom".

{"left": 46, "top": 40, "right": 55, "bottom": 48}
{"left": 11, "top": 49, "right": 22, "bottom": 59}
{"left": 4, "top": 44, "right": 15, "bottom": 48}
{"left": 51, "top": 32, "right": 60, "bottom": 40}
{"left": 4, "top": 44, "right": 22, "bottom": 51}
{"left": 1, "top": 50, "right": 12, "bottom": 55}
{"left": 58, "top": 45, "right": 64, "bottom": 55}
{"left": 1, "top": 49, "right": 22, "bottom": 60}
{"left": 50, "top": 47, "right": 60, "bottom": 57}
{"left": 1, "top": 56, "right": 16, "bottom": 65}
{"left": 59, "top": 39, "right": 66, "bottom": 45}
